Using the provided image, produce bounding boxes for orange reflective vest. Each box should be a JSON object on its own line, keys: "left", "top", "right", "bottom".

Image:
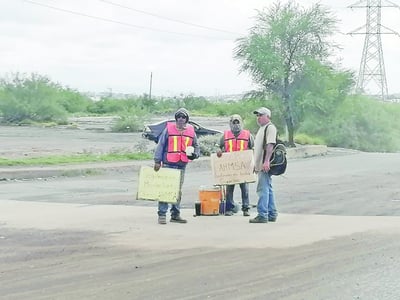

{"left": 166, "top": 122, "right": 195, "bottom": 163}
{"left": 224, "top": 130, "right": 250, "bottom": 152}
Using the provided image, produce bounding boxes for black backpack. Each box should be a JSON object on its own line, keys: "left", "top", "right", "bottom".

{"left": 262, "top": 124, "right": 287, "bottom": 176}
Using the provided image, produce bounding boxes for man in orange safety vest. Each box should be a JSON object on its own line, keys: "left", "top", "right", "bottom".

{"left": 216, "top": 114, "right": 254, "bottom": 216}
{"left": 154, "top": 108, "right": 200, "bottom": 225}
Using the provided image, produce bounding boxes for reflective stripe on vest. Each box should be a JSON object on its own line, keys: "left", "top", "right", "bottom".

{"left": 166, "top": 122, "right": 195, "bottom": 163}
{"left": 224, "top": 130, "right": 250, "bottom": 152}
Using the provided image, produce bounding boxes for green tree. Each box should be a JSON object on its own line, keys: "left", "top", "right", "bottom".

{"left": 293, "top": 60, "right": 354, "bottom": 135}
{"left": 56, "top": 87, "right": 91, "bottom": 113}
{"left": 234, "top": 1, "right": 338, "bottom": 146}
{"left": 0, "top": 73, "right": 67, "bottom": 123}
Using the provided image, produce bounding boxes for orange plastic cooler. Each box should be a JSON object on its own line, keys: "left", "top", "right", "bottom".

{"left": 198, "top": 185, "right": 221, "bottom": 215}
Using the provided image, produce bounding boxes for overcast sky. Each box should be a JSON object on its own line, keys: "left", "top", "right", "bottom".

{"left": 1, "top": 0, "right": 400, "bottom": 97}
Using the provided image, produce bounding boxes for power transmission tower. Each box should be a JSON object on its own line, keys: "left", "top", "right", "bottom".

{"left": 348, "top": 0, "right": 399, "bottom": 101}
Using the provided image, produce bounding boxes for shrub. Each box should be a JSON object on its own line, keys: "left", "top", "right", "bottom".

{"left": 111, "top": 113, "right": 147, "bottom": 133}
{"left": 294, "top": 133, "right": 325, "bottom": 145}
{"left": 0, "top": 73, "right": 71, "bottom": 124}
{"left": 198, "top": 134, "right": 222, "bottom": 156}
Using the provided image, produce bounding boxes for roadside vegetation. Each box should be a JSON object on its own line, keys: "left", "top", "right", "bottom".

{"left": 0, "top": 152, "right": 152, "bottom": 167}
{"left": 1, "top": 71, "right": 399, "bottom": 156}
{"left": 1, "top": 1, "right": 399, "bottom": 167}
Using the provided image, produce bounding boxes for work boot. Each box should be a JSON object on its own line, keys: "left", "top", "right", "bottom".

{"left": 170, "top": 215, "right": 187, "bottom": 223}
{"left": 249, "top": 215, "right": 268, "bottom": 223}
{"left": 158, "top": 215, "right": 167, "bottom": 225}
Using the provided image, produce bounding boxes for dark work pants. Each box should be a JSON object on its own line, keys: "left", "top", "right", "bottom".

{"left": 225, "top": 183, "right": 249, "bottom": 212}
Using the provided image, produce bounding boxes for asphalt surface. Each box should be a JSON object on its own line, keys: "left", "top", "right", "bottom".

{"left": 2, "top": 149, "right": 399, "bottom": 216}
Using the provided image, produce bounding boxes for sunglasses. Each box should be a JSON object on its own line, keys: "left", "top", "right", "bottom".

{"left": 176, "top": 114, "right": 187, "bottom": 119}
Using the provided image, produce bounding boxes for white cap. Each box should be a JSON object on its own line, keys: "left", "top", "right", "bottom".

{"left": 253, "top": 107, "right": 271, "bottom": 117}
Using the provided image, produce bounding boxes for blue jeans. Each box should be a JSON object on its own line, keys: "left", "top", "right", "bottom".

{"left": 225, "top": 183, "right": 250, "bottom": 211}
{"left": 158, "top": 167, "right": 185, "bottom": 217}
{"left": 256, "top": 171, "right": 277, "bottom": 219}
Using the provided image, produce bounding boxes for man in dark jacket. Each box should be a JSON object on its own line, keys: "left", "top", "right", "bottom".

{"left": 154, "top": 108, "right": 200, "bottom": 224}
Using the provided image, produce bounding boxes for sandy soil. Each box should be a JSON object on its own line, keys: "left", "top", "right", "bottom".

{"left": 1, "top": 118, "right": 400, "bottom": 299}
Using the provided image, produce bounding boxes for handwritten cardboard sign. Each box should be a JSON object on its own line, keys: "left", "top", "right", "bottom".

{"left": 137, "top": 166, "right": 181, "bottom": 203}
{"left": 211, "top": 149, "right": 256, "bottom": 185}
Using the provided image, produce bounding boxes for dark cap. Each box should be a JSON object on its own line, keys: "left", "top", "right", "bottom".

{"left": 174, "top": 108, "right": 189, "bottom": 122}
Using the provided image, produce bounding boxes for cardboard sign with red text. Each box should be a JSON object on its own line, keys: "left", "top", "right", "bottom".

{"left": 211, "top": 150, "right": 256, "bottom": 185}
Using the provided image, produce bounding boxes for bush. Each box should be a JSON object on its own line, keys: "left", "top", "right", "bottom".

{"left": 87, "top": 98, "right": 127, "bottom": 114}
{"left": 198, "top": 134, "right": 222, "bottom": 156}
{"left": 111, "top": 112, "right": 147, "bottom": 132}
{"left": 57, "top": 89, "right": 92, "bottom": 113}
{"left": 0, "top": 73, "right": 75, "bottom": 124}
{"left": 299, "top": 95, "right": 400, "bottom": 152}
{"left": 294, "top": 133, "right": 325, "bottom": 145}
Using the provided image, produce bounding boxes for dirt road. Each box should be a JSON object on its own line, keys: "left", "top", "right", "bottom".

{"left": 1, "top": 121, "right": 400, "bottom": 299}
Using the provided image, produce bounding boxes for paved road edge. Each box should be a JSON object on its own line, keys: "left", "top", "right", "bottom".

{"left": 0, "top": 145, "right": 328, "bottom": 180}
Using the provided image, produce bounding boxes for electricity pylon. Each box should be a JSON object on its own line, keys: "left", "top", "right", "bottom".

{"left": 348, "top": 0, "right": 399, "bottom": 101}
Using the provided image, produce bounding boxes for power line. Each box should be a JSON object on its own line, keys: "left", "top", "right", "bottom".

{"left": 98, "top": 0, "right": 240, "bottom": 36}
{"left": 22, "top": 0, "right": 238, "bottom": 40}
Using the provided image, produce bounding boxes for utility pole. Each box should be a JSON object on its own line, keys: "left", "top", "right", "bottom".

{"left": 149, "top": 72, "right": 153, "bottom": 101}
{"left": 348, "top": 0, "right": 399, "bottom": 101}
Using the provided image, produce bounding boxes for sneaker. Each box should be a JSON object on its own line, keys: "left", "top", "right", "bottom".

{"left": 158, "top": 215, "right": 167, "bottom": 225}
{"left": 170, "top": 215, "right": 187, "bottom": 223}
{"left": 225, "top": 210, "right": 234, "bottom": 216}
{"left": 243, "top": 210, "right": 250, "bottom": 217}
{"left": 249, "top": 216, "right": 268, "bottom": 223}
{"left": 268, "top": 216, "right": 277, "bottom": 222}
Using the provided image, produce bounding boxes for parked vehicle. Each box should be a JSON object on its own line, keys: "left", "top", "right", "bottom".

{"left": 142, "top": 119, "right": 222, "bottom": 143}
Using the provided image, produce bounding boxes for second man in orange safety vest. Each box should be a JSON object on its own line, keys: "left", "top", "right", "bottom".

{"left": 217, "top": 114, "right": 254, "bottom": 216}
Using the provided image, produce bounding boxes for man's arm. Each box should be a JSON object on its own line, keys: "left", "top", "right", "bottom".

{"left": 154, "top": 128, "right": 168, "bottom": 171}
{"left": 191, "top": 134, "right": 200, "bottom": 159}
{"left": 262, "top": 125, "right": 277, "bottom": 172}
{"left": 248, "top": 133, "right": 255, "bottom": 150}
{"left": 262, "top": 143, "right": 274, "bottom": 171}
{"left": 216, "top": 134, "right": 225, "bottom": 157}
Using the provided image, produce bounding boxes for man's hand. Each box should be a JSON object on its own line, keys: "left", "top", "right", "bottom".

{"left": 154, "top": 162, "right": 161, "bottom": 172}
{"left": 187, "top": 153, "right": 198, "bottom": 160}
{"left": 216, "top": 150, "right": 222, "bottom": 158}
{"left": 262, "top": 160, "right": 270, "bottom": 172}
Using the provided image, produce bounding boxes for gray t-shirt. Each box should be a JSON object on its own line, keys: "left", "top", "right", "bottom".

{"left": 254, "top": 122, "right": 277, "bottom": 172}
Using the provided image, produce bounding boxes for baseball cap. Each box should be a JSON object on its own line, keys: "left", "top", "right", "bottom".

{"left": 253, "top": 107, "right": 271, "bottom": 117}
{"left": 230, "top": 114, "right": 242, "bottom": 123}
